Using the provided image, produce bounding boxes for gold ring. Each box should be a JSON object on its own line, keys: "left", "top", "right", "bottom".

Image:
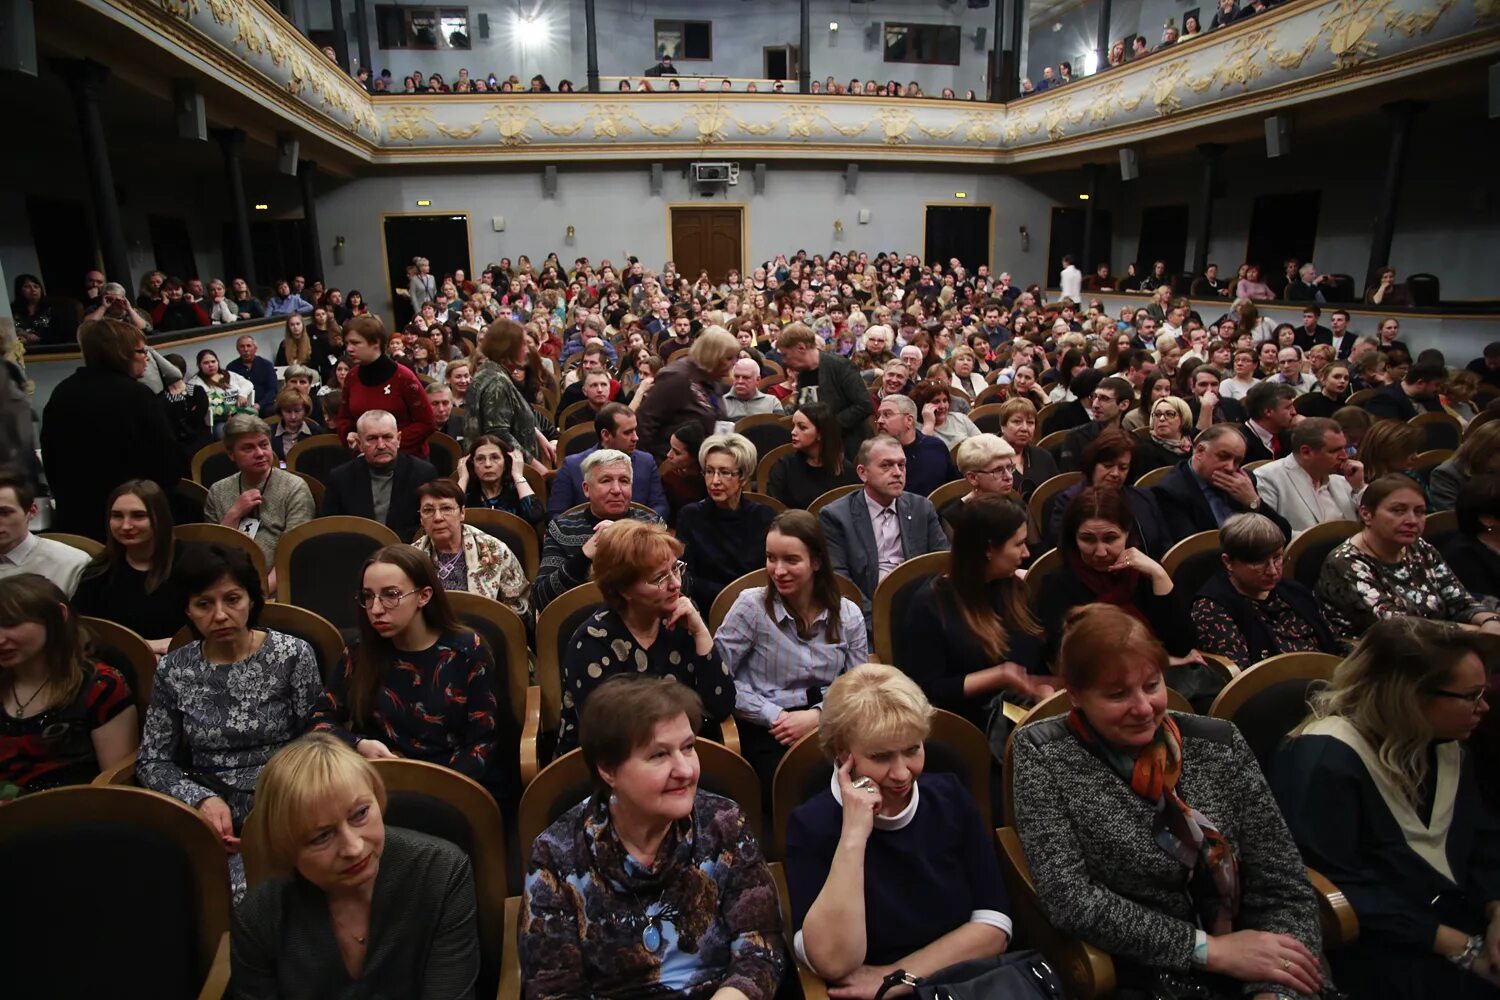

{"left": 851, "top": 776, "right": 878, "bottom": 795}
{"left": 1282, "top": 960, "right": 1292, "bottom": 971}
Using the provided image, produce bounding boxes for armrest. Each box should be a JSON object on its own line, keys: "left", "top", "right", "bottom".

{"left": 1199, "top": 653, "right": 1241, "bottom": 685}
{"left": 520, "top": 686, "right": 542, "bottom": 788}
{"left": 498, "top": 895, "right": 522, "bottom": 1000}
{"left": 1306, "top": 866, "right": 1358, "bottom": 950}
{"left": 994, "top": 827, "right": 1115, "bottom": 999}
{"left": 768, "top": 862, "right": 829, "bottom": 1000}
{"left": 719, "top": 715, "right": 742, "bottom": 757}
{"left": 93, "top": 752, "right": 138, "bottom": 787}
{"left": 197, "top": 931, "right": 231, "bottom": 1000}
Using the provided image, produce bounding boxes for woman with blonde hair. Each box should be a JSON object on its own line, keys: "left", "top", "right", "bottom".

{"left": 275, "top": 311, "right": 313, "bottom": 368}
{"left": 232, "top": 734, "right": 481, "bottom": 994}
{"left": 635, "top": 326, "right": 739, "bottom": 461}
{"left": 1276, "top": 617, "right": 1500, "bottom": 999}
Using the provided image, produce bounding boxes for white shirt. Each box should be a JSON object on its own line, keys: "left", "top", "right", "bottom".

{"left": 0, "top": 533, "right": 90, "bottom": 596}
{"left": 1059, "top": 265, "right": 1082, "bottom": 303}
{"left": 1219, "top": 376, "right": 1259, "bottom": 401}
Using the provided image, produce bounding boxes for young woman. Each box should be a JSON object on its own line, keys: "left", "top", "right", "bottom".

{"left": 72, "top": 479, "right": 191, "bottom": 654}
{"left": 1297, "top": 359, "right": 1352, "bottom": 419}
{"left": 188, "top": 348, "right": 256, "bottom": 438}
{"left": 275, "top": 312, "right": 313, "bottom": 368}
{"left": 0, "top": 574, "right": 138, "bottom": 795}
{"left": 716, "top": 510, "right": 867, "bottom": 791}
{"left": 334, "top": 316, "right": 438, "bottom": 459}
{"left": 311, "top": 545, "right": 500, "bottom": 796}
{"left": 765, "top": 403, "right": 858, "bottom": 511}
{"left": 456, "top": 434, "right": 543, "bottom": 525}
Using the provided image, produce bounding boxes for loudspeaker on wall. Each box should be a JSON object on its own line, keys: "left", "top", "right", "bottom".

{"left": 753, "top": 163, "right": 766, "bottom": 195}
{"left": 1119, "top": 147, "right": 1139, "bottom": 181}
{"left": 865, "top": 23, "right": 881, "bottom": 49}
{"left": 542, "top": 165, "right": 558, "bottom": 199}
{"left": 843, "top": 163, "right": 859, "bottom": 196}
{"left": 973, "top": 26, "right": 987, "bottom": 51}
{"left": 277, "top": 135, "right": 300, "bottom": 176}
{"left": 174, "top": 80, "right": 206, "bottom": 142}
{"left": 649, "top": 163, "right": 664, "bottom": 196}
{"left": 477, "top": 12, "right": 489, "bottom": 39}
{"left": 1264, "top": 115, "right": 1291, "bottom": 158}
{"left": 0, "top": 0, "right": 37, "bottom": 77}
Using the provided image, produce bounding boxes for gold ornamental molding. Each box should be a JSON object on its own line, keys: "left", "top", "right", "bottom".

{"left": 71, "top": 0, "right": 1500, "bottom": 166}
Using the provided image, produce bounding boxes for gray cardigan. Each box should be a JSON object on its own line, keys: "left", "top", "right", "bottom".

{"left": 231, "top": 827, "right": 479, "bottom": 999}
{"left": 1011, "top": 712, "right": 1322, "bottom": 998}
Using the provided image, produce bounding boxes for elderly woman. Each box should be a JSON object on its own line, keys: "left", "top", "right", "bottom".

{"left": 555, "top": 520, "right": 734, "bottom": 756}
{"left": 40, "top": 318, "right": 183, "bottom": 539}
{"left": 1133, "top": 393, "right": 1195, "bottom": 478}
{"left": 410, "top": 479, "right": 529, "bottom": 619}
{"left": 767, "top": 403, "right": 859, "bottom": 511}
{"left": 949, "top": 346, "right": 988, "bottom": 397}
{"left": 911, "top": 377, "right": 981, "bottom": 450}
{"left": 1441, "top": 474, "right": 1500, "bottom": 599}
{"left": 787, "top": 664, "right": 1014, "bottom": 992}
{"left": 232, "top": 734, "right": 481, "bottom": 995}
{"left": 1045, "top": 429, "right": 1172, "bottom": 557}
{"left": 522, "top": 675, "right": 785, "bottom": 998}
{"left": 903, "top": 496, "right": 1054, "bottom": 736}
{"left": 456, "top": 434, "right": 543, "bottom": 526}
{"left": 716, "top": 510, "right": 868, "bottom": 790}
{"left": 0, "top": 574, "right": 137, "bottom": 794}
{"left": 997, "top": 398, "right": 1060, "bottom": 498}
{"left": 1191, "top": 513, "right": 1343, "bottom": 669}
{"left": 637, "top": 327, "right": 740, "bottom": 462}
{"left": 137, "top": 543, "right": 321, "bottom": 897}
{"left": 1317, "top": 474, "right": 1500, "bottom": 641}
{"left": 1275, "top": 617, "right": 1500, "bottom": 999}
{"left": 1012, "top": 603, "right": 1325, "bottom": 999}
{"left": 1432, "top": 421, "right": 1500, "bottom": 512}
{"left": 465, "top": 318, "right": 552, "bottom": 475}
{"left": 334, "top": 316, "right": 437, "bottom": 459}
{"left": 944, "top": 433, "right": 1021, "bottom": 516}
{"left": 676, "top": 433, "right": 777, "bottom": 612}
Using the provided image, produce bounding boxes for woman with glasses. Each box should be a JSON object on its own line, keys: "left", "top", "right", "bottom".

{"left": 409, "top": 480, "right": 529, "bottom": 620}
{"left": 1132, "top": 394, "right": 1195, "bottom": 479}
{"left": 676, "top": 433, "right": 776, "bottom": 612}
{"left": 996, "top": 398, "right": 1060, "bottom": 499}
{"left": 1275, "top": 617, "right": 1500, "bottom": 999}
{"left": 311, "top": 544, "right": 499, "bottom": 796}
{"left": 555, "top": 520, "right": 734, "bottom": 758}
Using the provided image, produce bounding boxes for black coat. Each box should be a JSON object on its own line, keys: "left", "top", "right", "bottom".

{"left": 41, "top": 364, "right": 183, "bottom": 539}
{"left": 1150, "top": 459, "right": 1292, "bottom": 545}
{"left": 1194, "top": 571, "right": 1341, "bottom": 664}
{"left": 323, "top": 453, "right": 439, "bottom": 541}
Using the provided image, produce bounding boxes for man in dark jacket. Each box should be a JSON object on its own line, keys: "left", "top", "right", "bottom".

{"left": 1059, "top": 376, "right": 1132, "bottom": 472}
{"left": 778, "top": 322, "right": 874, "bottom": 459}
{"left": 323, "top": 410, "right": 439, "bottom": 541}
{"left": 1363, "top": 361, "right": 1447, "bottom": 422}
{"left": 1151, "top": 424, "right": 1291, "bottom": 545}
{"left": 227, "top": 334, "right": 279, "bottom": 417}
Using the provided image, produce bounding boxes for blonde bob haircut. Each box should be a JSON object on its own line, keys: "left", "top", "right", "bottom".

{"left": 698, "top": 432, "right": 758, "bottom": 480}
{"left": 817, "top": 663, "right": 934, "bottom": 761}
{"left": 955, "top": 433, "right": 1016, "bottom": 475}
{"left": 251, "top": 733, "right": 387, "bottom": 875}
{"left": 687, "top": 326, "right": 741, "bottom": 373}
{"left": 1151, "top": 394, "right": 1193, "bottom": 428}
{"left": 590, "top": 519, "right": 684, "bottom": 613}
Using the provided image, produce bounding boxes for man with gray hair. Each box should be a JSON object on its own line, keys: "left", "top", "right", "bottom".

{"left": 722, "top": 358, "right": 779, "bottom": 418}
{"left": 323, "top": 409, "right": 439, "bottom": 540}
{"left": 533, "top": 448, "right": 664, "bottom": 611}
{"left": 874, "top": 393, "right": 959, "bottom": 497}
{"left": 205, "top": 413, "right": 315, "bottom": 587}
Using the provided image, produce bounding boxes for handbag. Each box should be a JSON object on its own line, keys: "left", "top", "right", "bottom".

{"left": 873, "top": 950, "right": 1065, "bottom": 1000}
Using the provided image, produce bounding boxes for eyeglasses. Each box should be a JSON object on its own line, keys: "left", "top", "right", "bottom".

{"left": 1430, "top": 688, "right": 1488, "bottom": 707}
{"left": 704, "top": 467, "right": 742, "bottom": 482}
{"left": 648, "top": 560, "right": 688, "bottom": 589}
{"left": 356, "top": 589, "right": 418, "bottom": 610}
{"left": 419, "top": 504, "right": 462, "bottom": 517}
{"left": 979, "top": 463, "right": 1016, "bottom": 478}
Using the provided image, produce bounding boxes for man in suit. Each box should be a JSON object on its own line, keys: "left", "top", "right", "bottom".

{"left": 425, "top": 382, "right": 465, "bottom": 446}
{"left": 323, "top": 409, "right": 439, "bottom": 541}
{"left": 1363, "top": 361, "right": 1448, "bottom": 422}
{"left": 1060, "top": 376, "right": 1133, "bottom": 472}
{"left": 1239, "top": 382, "right": 1297, "bottom": 463}
{"left": 548, "top": 403, "right": 668, "bottom": 519}
{"left": 1254, "top": 418, "right": 1362, "bottom": 536}
{"left": 819, "top": 435, "right": 949, "bottom": 618}
{"left": 1152, "top": 424, "right": 1292, "bottom": 544}
{"left": 778, "top": 322, "right": 873, "bottom": 460}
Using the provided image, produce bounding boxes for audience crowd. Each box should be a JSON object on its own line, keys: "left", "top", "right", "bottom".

{"left": 5, "top": 238, "right": 1500, "bottom": 1000}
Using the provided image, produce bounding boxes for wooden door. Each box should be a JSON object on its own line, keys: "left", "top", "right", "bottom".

{"left": 670, "top": 207, "right": 743, "bottom": 285}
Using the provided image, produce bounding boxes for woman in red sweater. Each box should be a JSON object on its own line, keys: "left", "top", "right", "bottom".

{"left": 334, "top": 315, "right": 437, "bottom": 458}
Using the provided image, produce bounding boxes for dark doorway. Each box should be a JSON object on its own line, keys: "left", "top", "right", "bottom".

{"left": 925, "top": 205, "right": 992, "bottom": 270}
{"left": 1045, "top": 207, "right": 1113, "bottom": 286}
{"left": 26, "top": 197, "right": 98, "bottom": 299}
{"left": 1246, "top": 190, "right": 1320, "bottom": 277}
{"left": 149, "top": 216, "right": 199, "bottom": 282}
{"left": 1134, "top": 204, "right": 1190, "bottom": 278}
{"left": 382, "top": 214, "right": 472, "bottom": 328}
{"left": 670, "top": 206, "right": 743, "bottom": 284}
{"left": 230, "top": 219, "right": 310, "bottom": 298}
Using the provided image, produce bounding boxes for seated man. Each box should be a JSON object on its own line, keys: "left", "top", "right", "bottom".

{"left": 226, "top": 334, "right": 279, "bottom": 418}
{"left": 1151, "top": 423, "right": 1292, "bottom": 543}
{"left": 1254, "top": 417, "right": 1362, "bottom": 536}
{"left": 533, "top": 448, "right": 663, "bottom": 611}
{"left": 425, "top": 382, "right": 465, "bottom": 444}
{"left": 874, "top": 394, "right": 958, "bottom": 498}
{"left": 818, "top": 434, "right": 949, "bottom": 619}
{"left": 1363, "top": 360, "right": 1448, "bottom": 422}
{"left": 562, "top": 370, "right": 614, "bottom": 430}
{"left": 553, "top": 341, "right": 619, "bottom": 417}
{"left": 270, "top": 389, "right": 323, "bottom": 461}
{"left": 0, "top": 470, "right": 88, "bottom": 595}
{"left": 1185, "top": 365, "right": 1247, "bottom": 433}
{"left": 1270, "top": 347, "right": 1318, "bottom": 396}
{"left": 1239, "top": 381, "right": 1297, "bottom": 463}
{"left": 1059, "top": 376, "right": 1132, "bottom": 472}
{"left": 205, "top": 414, "right": 316, "bottom": 591}
{"left": 723, "top": 358, "right": 780, "bottom": 418}
{"left": 323, "top": 409, "right": 439, "bottom": 541}
{"left": 548, "top": 403, "right": 668, "bottom": 519}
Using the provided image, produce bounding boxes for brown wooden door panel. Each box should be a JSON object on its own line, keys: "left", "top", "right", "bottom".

{"left": 670, "top": 207, "right": 742, "bottom": 285}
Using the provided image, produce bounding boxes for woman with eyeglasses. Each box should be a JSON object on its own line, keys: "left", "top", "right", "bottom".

{"left": 311, "top": 545, "right": 498, "bottom": 795}
{"left": 409, "top": 479, "right": 529, "bottom": 620}
{"left": 1132, "top": 394, "right": 1195, "bottom": 479}
{"left": 675, "top": 433, "right": 776, "bottom": 613}
{"left": 555, "top": 520, "right": 734, "bottom": 759}
{"left": 1275, "top": 616, "right": 1500, "bottom": 999}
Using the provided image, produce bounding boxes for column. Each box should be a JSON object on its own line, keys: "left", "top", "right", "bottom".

{"left": 1366, "top": 101, "right": 1423, "bottom": 287}
{"left": 1093, "top": 0, "right": 1113, "bottom": 77}
{"left": 214, "top": 128, "right": 258, "bottom": 291}
{"left": 988, "top": 0, "right": 1007, "bottom": 101}
{"left": 353, "top": 0, "right": 371, "bottom": 76}
{"left": 1192, "top": 143, "right": 1226, "bottom": 279}
{"left": 1000, "top": 0, "right": 1026, "bottom": 101}
{"left": 62, "top": 60, "right": 132, "bottom": 294}
{"left": 329, "top": 0, "right": 350, "bottom": 73}
{"left": 584, "top": 0, "right": 600, "bottom": 92}
{"left": 299, "top": 160, "right": 325, "bottom": 285}
{"left": 1080, "top": 163, "right": 1102, "bottom": 271}
{"left": 798, "top": 0, "right": 811, "bottom": 93}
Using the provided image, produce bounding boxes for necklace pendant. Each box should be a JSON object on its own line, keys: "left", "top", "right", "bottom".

{"left": 641, "top": 922, "right": 662, "bottom": 952}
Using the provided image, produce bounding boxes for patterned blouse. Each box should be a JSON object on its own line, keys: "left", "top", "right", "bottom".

{"left": 411, "top": 524, "right": 530, "bottom": 621}
{"left": 1316, "top": 536, "right": 1490, "bottom": 640}
{"left": 556, "top": 608, "right": 736, "bottom": 758}
{"left": 0, "top": 663, "right": 132, "bottom": 794}
{"left": 1190, "top": 591, "right": 1326, "bottom": 670}
{"left": 137, "top": 629, "right": 321, "bottom": 823}
{"left": 521, "top": 790, "right": 785, "bottom": 1000}
{"left": 311, "top": 631, "right": 497, "bottom": 784}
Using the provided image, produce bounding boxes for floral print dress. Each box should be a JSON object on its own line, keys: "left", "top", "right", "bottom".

{"left": 1316, "top": 536, "right": 1490, "bottom": 640}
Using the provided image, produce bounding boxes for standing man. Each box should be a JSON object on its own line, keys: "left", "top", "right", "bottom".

{"left": 1059, "top": 255, "right": 1082, "bottom": 304}
{"left": 777, "top": 323, "right": 873, "bottom": 460}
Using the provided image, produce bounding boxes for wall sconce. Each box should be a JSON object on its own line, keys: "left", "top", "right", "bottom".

{"left": 333, "top": 235, "right": 346, "bottom": 266}
{"left": 565, "top": 225, "right": 576, "bottom": 244}
{"left": 833, "top": 220, "right": 844, "bottom": 239}
{"left": 1019, "top": 225, "right": 1030, "bottom": 252}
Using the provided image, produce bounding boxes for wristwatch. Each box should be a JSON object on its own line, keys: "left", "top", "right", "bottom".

{"left": 1248, "top": 497, "right": 1261, "bottom": 511}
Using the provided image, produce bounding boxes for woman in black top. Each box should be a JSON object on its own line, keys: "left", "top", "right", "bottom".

{"left": 72, "top": 480, "right": 191, "bottom": 655}
{"left": 10, "top": 273, "right": 72, "bottom": 346}
{"left": 1440, "top": 474, "right": 1500, "bottom": 600}
{"left": 1297, "top": 360, "right": 1351, "bottom": 420}
{"left": 676, "top": 433, "right": 776, "bottom": 611}
{"left": 766, "top": 403, "right": 857, "bottom": 510}
{"left": 902, "top": 496, "right": 1054, "bottom": 736}
{"left": 457, "top": 434, "right": 544, "bottom": 526}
